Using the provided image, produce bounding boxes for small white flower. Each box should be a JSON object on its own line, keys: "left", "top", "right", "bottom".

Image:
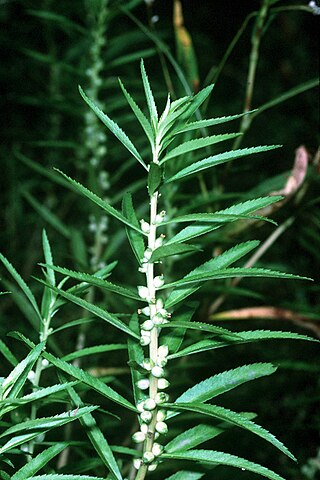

{"left": 143, "top": 451, "right": 155, "bottom": 464}
{"left": 140, "top": 219, "right": 150, "bottom": 233}
{"left": 158, "top": 378, "right": 170, "bottom": 390}
{"left": 155, "top": 421, "right": 168, "bottom": 434}
{"left": 41, "top": 358, "right": 49, "bottom": 367}
{"left": 154, "top": 236, "right": 163, "bottom": 248}
{"left": 144, "top": 398, "right": 156, "bottom": 411}
{"left": 27, "top": 370, "right": 36, "bottom": 383}
{"left": 148, "top": 462, "right": 158, "bottom": 471}
{"left": 156, "top": 356, "right": 167, "bottom": 367}
{"left": 153, "top": 275, "right": 164, "bottom": 289}
{"left": 141, "top": 411, "right": 153, "bottom": 423}
{"left": 132, "top": 431, "right": 146, "bottom": 443}
{"left": 141, "top": 320, "right": 154, "bottom": 331}
{"left": 152, "top": 442, "right": 164, "bottom": 456}
{"left": 133, "top": 458, "right": 142, "bottom": 469}
{"left": 143, "top": 248, "right": 153, "bottom": 261}
{"left": 140, "top": 423, "right": 149, "bottom": 434}
{"left": 152, "top": 313, "right": 165, "bottom": 325}
{"left": 138, "top": 286, "right": 149, "bottom": 300}
{"left": 155, "top": 392, "right": 169, "bottom": 405}
{"left": 156, "top": 410, "right": 167, "bottom": 422}
{"left": 156, "top": 298, "right": 164, "bottom": 309}
{"left": 136, "top": 379, "right": 150, "bottom": 390}
{"left": 142, "top": 358, "right": 154, "bottom": 371}
{"left": 138, "top": 264, "right": 148, "bottom": 273}
{"left": 141, "top": 306, "right": 150, "bottom": 316}
{"left": 140, "top": 335, "right": 151, "bottom": 346}
{"left": 137, "top": 401, "right": 145, "bottom": 413}
{"left": 151, "top": 366, "right": 165, "bottom": 378}
{"left": 158, "top": 345, "right": 169, "bottom": 358}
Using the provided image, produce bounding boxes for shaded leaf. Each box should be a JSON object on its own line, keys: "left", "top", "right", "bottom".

{"left": 140, "top": 59, "right": 158, "bottom": 127}
{"left": 148, "top": 162, "right": 162, "bottom": 195}
{"left": 79, "top": 86, "right": 147, "bottom": 169}
{"left": 150, "top": 243, "right": 201, "bottom": 263}
{"left": 162, "top": 450, "right": 286, "bottom": 480}
{"left": 122, "top": 193, "right": 145, "bottom": 264}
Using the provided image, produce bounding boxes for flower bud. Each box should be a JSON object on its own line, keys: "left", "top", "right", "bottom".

{"left": 143, "top": 248, "right": 153, "bottom": 261}
{"left": 137, "top": 401, "right": 145, "bottom": 412}
{"left": 143, "top": 451, "right": 155, "bottom": 464}
{"left": 153, "top": 275, "right": 164, "bottom": 289}
{"left": 158, "top": 345, "right": 169, "bottom": 358}
{"left": 133, "top": 458, "right": 142, "bottom": 469}
{"left": 152, "top": 313, "right": 165, "bottom": 325}
{"left": 156, "top": 298, "right": 164, "bottom": 309}
{"left": 140, "top": 411, "right": 153, "bottom": 423}
{"left": 138, "top": 286, "right": 149, "bottom": 300}
{"left": 156, "top": 356, "right": 167, "bottom": 367}
{"left": 158, "top": 378, "right": 170, "bottom": 390}
{"left": 144, "top": 398, "right": 156, "bottom": 411}
{"left": 151, "top": 366, "right": 165, "bottom": 378}
{"left": 136, "top": 379, "right": 150, "bottom": 390}
{"left": 142, "top": 358, "right": 154, "bottom": 371}
{"left": 141, "top": 320, "right": 154, "bottom": 331}
{"left": 155, "top": 421, "right": 168, "bottom": 434}
{"left": 140, "top": 219, "right": 150, "bottom": 233}
{"left": 140, "top": 335, "right": 151, "bottom": 346}
{"left": 156, "top": 410, "right": 166, "bottom": 422}
{"left": 140, "top": 423, "right": 148, "bottom": 434}
{"left": 155, "top": 392, "right": 169, "bottom": 405}
{"left": 132, "top": 431, "right": 146, "bottom": 443}
{"left": 152, "top": 443, "right": 164, "bottom": 456}
{"left": 154, "top": 236, "right": 163, "bottom": 248}
{"left": 148, "top": 462, "right": 158, "bottom": 472}
{"left": 141, "top": 306, "right": 150, "bottom": 316}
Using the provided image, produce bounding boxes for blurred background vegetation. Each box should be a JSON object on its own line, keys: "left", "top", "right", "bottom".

{"left": 0, "top": 0, "right": 319, "bottom": 478}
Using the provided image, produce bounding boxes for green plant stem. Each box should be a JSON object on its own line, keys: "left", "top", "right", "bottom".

{"left": 232, "top": 0, "right": 270, "bottom": 151}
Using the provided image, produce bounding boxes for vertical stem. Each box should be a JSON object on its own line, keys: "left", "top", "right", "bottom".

{"left": 233, "top": 0, "right": 270, "bottom": 150}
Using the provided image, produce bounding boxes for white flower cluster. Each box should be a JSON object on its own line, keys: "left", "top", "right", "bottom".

{"left": 137, "top": 298, "right": 171, "bottom": 346}
{"left": 131, "top": 347, "right": 169, "bottom": 470}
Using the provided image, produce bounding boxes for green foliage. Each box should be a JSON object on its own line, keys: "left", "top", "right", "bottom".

{"left": 0, "top": 1, "right": 318, "bottom": 479}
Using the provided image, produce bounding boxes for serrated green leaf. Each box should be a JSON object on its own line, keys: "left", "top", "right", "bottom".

{"left": 52, "top": 317, "right": 95, "bottom": 334}
{"left": 79, "top": 86, "right": 147, "bottom": 170}
{"left": 35, "top": 278, "right": 139, "bottom": 339}
{"left": 61, "top": 378, "right": 123, "bottom": 480}
{"left": 11, "top": 443, "right": 69, "bottom": 480}
{"left": 169, "top": 329, "right": 318, "bottom": 359}
{"left": 174, "top": 111, "right": 257, "bottom": 134}
{"left": 161, "top": 320, "right": 239, "bottom": 338}
{"left": 2, "top": 342, "right": 44, "bottom": 400}
{"left": 62, "top": 344, "right": 127, "bottom": 362}
{"left": 165, "top": 403, "right": 295, "bottom": 460}
{"left": 165, "top": 424, "right": 224, "bottom": 453}
{"left": 161, "top": 306, "right": 197, "bottom": 354}
{"left": 162, "top": 450, "right": 286, "bottom": 480}
{"left": 39, "top": 264, "right": 141, "bottom": 301}
{"left": 162, "top": 212, "right": 276, "bottom": 226}
{"left": 140, "top": 59, "right": 158, "bottom": 127}
{"left": 166, "top": 145, "right": 281, "bottom": 183}
{"left": 173, "top": 363, "right": 277, "bottom": 406}
{"left": 42, "top": 230, "right": 55, "bottom": 286}
{"left": 119, "top": 78, "right": 154, "bottom": 144}
{"left": 150, "top": 243, "right": 201, "bottom": 263}
{"left": 165, "top": 224, "right": 220, "bottom": 247}
{"left": 122, "top": 193, "right": 145, "bottom": 264}
{"left": 0, "top": 339, "right": 18, "bottom": 367}
{"left": 148, "top": 162, "right": 162, "bottom": 195}
{"left": 163, "top": 473, "right": 204, "bottom": 480}
{"left": 0, "top": 406, "right": 97, "bottom": 455}
{"left": 164, "top": 241, "right": 259, "bottom": 306}
{"left": 128, "top": 313, "right": 146, "bottom": 407}
{"left": 44, "top": 351, "right": 136, "bottom": 411}
{"left": 179, "top": 85, "right": 214, "bottom": 122}
{"left": 55, "top": 170, "right": 146, "bottom": 235}
{"left": 0, "top": 253, "right": 42, "bottom": 322}
{"left": 161, "top": 266, "right": 311, "bottom": 290}
{"left": 160, "top": 133, "right": 240, "bottom": 164}
{"left": 24, "top": 476, "right": 105, "bottom": 480}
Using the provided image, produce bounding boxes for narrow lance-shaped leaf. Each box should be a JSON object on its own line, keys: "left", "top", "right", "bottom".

{"left": 161, "top": 266, "right": 311, "bottom": 290}
{"left": 128, "top": 314, "right": 146, "bottom": 407}
{"left": 162, "top": 450, "right": 287, "bottom": 480}
{"left": 160, "top": 133, "right": 240, "bottom": 164}
{"left": 140, "top": 59, "right": 158, "bottom": 128}
{"left": 166, "top": 145, "right": 281, "bottom": 183}
{"left": 173, "top": 110, "right": 257, "bottom": 134}
{"left": 35, "top": 278, "right": 139, "bottom": 339}
{"left": 118, "top": 78, "right": 154, "bottom": 144}
{"left": 1, "top": 342, "right": 45, "bottom": 400}
{"left": 79, "top": 86, "right": 147, "bottom": 170}
{"left": 122, "top": 192, "right": 145, "bottom": 264}
{"left": 39, "top": 264, "right": 141, "bottom": 301}
{"left": 150, "top": 243, "right": 201, "bottom": 263}
{"left": 62, "top": 344, "right": 127, "bottom": 362}
{"left": 0, "top": 253, "right": 42, "bottom": 322}
{"left": 169, "top": 329, "right": 318, "bottom": 359}
{"left": 60, "top": 375, "right": 123, "bottom": 480}
{"left": 55, "top": 170, "right": 146, "bottom": 236}
{"left": 15, "top": 475, "right": 105, "bottom": 480}
{"left": 164, "top": 402, "right": 296, "bottom": 461}
{"left": 11, "top": 443, "right": 69, "bottom": 480}
{"left": 0, "top": 339, "right": 18, "bottom": 367}
{"left": 161, "top": 320, "right": 240, "bottom": 339}
{"left": 148, "top": 162, "right": 162, "bottom": 195}
{"left": 0, "top": 406, "right": 97, "bottom": 455}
